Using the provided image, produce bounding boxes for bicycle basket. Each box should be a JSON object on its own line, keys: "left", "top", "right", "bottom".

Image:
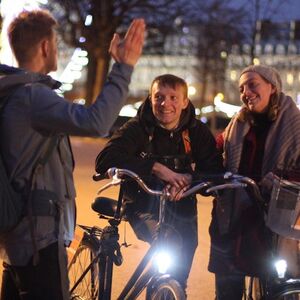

{"left": 266, "top": 175, "right": 300, "bottom": 240}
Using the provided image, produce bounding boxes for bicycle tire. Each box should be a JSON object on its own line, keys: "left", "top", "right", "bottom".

{"left": 272, "top": 289, "right": 300, "bottom": 300}
{"left": 268, "top": 278, "right": 300, "bottom": 300}
{"left": 147, "top": 278, "right": 185, "bottom": 300}
{"left": 68, "top": 237, "right": 99, "bottom": 300}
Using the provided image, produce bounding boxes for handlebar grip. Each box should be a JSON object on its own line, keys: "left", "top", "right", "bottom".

{"left": 93, "top": 168, "right": 118, "bottom": 181}
{"left": 93, "top": 173, "right": 106, "bottom": 181}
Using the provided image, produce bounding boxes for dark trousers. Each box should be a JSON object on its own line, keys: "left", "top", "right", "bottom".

{"left": 1, "top": 242, "right": 65, "bottom": 300}
{"left": 128, "top": 209, "right": 198, "bottom": 290}
{"left": 215, "top": 273, "right": 245, "bottom": 300}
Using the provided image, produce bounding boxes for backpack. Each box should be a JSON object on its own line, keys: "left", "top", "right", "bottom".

{"left": 0, "top": 70, "right": 60, "bottom": 233}
{"left": 0, "top": 151, "right": 24, "bottom": 233}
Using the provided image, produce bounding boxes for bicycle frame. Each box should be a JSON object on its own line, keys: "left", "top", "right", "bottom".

{"left": 116, "top": 191, "right": 176, "bottom": 300}
{"left": 88, "top": 168, "right": 182, "bottom": 300}
{"left": 70, "top": 170, "right": 300, "bottom": 299}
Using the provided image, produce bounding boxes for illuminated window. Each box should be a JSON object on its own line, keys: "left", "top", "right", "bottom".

{"left": 287, "top": 73, "right": 294, "bottom": 85}
{"left": 253, "top": 58, "right": 260, "bottom": 65}
{"left": 265, "top": 44, "right": 273, "bottom": 54}
{"left": 275, "top": 44, "right": 285, "bottom": 55}
{"left": 230, "top": 70, "right": 237, "bottom": 81}
{"left": 220, "top": 51, "right": 227, "bottom": 59}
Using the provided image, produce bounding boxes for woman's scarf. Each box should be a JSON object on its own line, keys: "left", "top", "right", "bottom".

{"left": 223, "top": 93, "right": 300, "bottom": 178}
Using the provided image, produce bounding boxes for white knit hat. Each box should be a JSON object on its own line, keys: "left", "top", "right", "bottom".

{"left": 240, "top": 64, "right": 282, "bottom": 93}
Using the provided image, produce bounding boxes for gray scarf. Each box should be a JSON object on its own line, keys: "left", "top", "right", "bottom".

{"left": 223, "top": 93, "right": 300, "bottom": 178}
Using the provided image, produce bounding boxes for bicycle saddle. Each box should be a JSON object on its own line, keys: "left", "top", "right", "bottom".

{"left": 91, "top": 197, "right": 125, "bottom": 219}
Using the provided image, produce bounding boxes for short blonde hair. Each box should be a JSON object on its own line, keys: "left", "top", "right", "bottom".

{"left": 150, "top": 74, "right": 188, "bottom": 99}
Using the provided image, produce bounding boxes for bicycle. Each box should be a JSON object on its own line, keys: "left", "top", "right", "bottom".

{"left": 68, "top": 167, "right": 188, "bottom": 300}
{"left": 68, "top": 169, "right": 299, "bottom": 299}
{"left": 181, "top": 172, "right": 300, "bottom": 300}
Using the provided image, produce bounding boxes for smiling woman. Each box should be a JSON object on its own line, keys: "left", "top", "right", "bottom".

{"left": 209, "top": 64, "right": 300, "bottom": 300}
{"left": 238, "top": 65, "right": 280, "bottom": 114}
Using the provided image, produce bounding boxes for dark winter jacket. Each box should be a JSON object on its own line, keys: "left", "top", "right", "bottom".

{"left": 96, "top": 97, "right": 223, "bottom": 215}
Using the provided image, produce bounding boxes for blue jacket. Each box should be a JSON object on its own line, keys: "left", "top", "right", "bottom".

{"left": 0, "top": 62, "right": 133, "bottom": 265}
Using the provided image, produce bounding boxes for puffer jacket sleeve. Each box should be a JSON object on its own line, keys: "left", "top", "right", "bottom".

{"left": 95, "top": 118, "right": 156, "bottom": 176}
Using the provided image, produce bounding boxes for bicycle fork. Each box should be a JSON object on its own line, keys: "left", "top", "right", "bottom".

{"left": 117, "top": 245, "right": 157, "bottom": 299}
{"left": 98, "top": 226, "right": 123, "bottom": 300}
{"left": 98, "top": 254, "right": 114, "bottom": 300}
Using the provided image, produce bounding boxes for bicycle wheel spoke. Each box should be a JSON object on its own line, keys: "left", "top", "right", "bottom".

{"left": 68, "top": 240, "right": 99, "bottom": 300}
{"left": 147, "top": 278, "right": 185, "bottom": 300}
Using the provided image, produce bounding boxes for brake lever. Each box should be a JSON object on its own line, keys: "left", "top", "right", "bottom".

{"left": 97, "top": 174, "right": 122, "bottom": 195}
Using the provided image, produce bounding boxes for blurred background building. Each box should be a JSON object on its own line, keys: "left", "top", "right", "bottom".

{"left": 1, "top": 0, "right": 299, "bottom": 134}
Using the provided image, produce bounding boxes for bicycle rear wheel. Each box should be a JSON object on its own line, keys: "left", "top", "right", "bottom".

{"left": 68, "top": 237, "right": 99, "bottom": 300}
{"left": 147, "top": 278, "right": 185, "bottom": 300}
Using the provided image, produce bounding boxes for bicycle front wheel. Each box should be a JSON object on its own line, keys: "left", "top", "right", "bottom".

{"left": 271, "top": 281, "right": 300, "bottom": 300}
{"left": 68, "top": 238, "right": 99, "bottom": 300}
{"left": 274, "top": 290, "right": 300, "bottom": 300}
{"left": 147, "top": 278, "right": 185, "bottom": 300}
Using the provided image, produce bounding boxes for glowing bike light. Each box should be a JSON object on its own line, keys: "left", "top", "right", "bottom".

{"left": 275, "top": 259, "right": 287, "bottom": 279}
{"left": 154, "top": 250, "right": 173, "bottom": 274}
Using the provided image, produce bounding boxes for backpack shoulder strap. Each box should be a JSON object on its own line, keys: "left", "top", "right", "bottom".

{"left": 182, "top": 128, "right": 191, "bottom": 155}
{"left": 36, "top": 136, "right": 60, "bottom": 168}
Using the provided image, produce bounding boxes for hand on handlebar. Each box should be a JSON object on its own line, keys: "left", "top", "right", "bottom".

{"left": 152, "top": 162, "right": 192, "bottom": 190}
{"left": 165, "top": 184, "right": 189, "bottom": 201}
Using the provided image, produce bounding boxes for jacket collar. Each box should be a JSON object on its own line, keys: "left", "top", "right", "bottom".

{"left": 0, "top": 64, "right": 61, "bottom": 96}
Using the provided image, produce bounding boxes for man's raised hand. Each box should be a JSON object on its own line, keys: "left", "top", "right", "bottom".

{"left": 109, "top": 18, "right": 145, "bottom": 66}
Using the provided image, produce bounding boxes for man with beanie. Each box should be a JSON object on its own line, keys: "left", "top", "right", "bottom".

{"left": 208, "top": 64, "right": 300, "bottom": 299}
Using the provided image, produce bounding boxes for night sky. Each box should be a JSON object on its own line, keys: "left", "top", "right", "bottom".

{"left": 230, "top": 0, "right": 300, "bottom": 21}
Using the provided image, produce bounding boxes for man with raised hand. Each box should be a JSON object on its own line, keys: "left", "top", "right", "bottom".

{"left": 0, "top": 9, "right": 145, "bottom": 300}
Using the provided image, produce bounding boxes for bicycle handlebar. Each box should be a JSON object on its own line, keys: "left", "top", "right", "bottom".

{"left": 94, "top": 168, "right": 264, "bottom": 204}
{"left": 95, "top": 168, "right": 170, "bottom": 197}
{"left": 182, "top": 172, "right": 264, "bottom": 204}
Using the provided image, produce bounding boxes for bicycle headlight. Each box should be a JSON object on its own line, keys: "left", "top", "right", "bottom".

{"left": 154, "top": 250, "right": 173, "bottom": 274}
{"left": 274, "top": 259, "right": 287, "bottom": 279}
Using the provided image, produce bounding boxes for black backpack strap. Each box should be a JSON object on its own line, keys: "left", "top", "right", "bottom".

{"left": 35, "top": 136, "right": 60, "bottom": 169}
{"left": 26, "top": 135, "right": 60, "bottom": 194}
{"left": 28, "top": 135, "right": 60, "bottom": 265}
